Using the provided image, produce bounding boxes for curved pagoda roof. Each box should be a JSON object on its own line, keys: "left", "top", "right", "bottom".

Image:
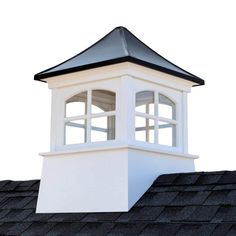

{"left": 34, "top": 26, "right": 204, "bottom": 86}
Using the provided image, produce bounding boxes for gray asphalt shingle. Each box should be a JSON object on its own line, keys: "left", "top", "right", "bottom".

{"left": 0, "top": 170, "right": 236, "bottom": 235}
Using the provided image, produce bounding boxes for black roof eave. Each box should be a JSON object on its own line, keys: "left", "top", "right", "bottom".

{"left": 34, "top": 57, "right": 204, "bottom": 86}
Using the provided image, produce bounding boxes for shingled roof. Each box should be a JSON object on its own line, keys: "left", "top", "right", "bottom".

{"left": 34, "top": 26, "right": 204, "bottom": 86}
{"left": 1, "top": 170, "right": 236, "bottom": 235}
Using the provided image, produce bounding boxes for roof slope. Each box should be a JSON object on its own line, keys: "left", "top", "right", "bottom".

{"left": 34, "top": 27, "right": 204, "bottom": 86}
{"left": 1, "top": 171, "right": 236, "bottom": 235}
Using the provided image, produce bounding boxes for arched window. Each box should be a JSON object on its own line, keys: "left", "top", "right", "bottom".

{"left": 65, "top": 90, "right": 116, "bottom": 145}
{"left": 135, "top": 91, "right": 177, "bottom": 147}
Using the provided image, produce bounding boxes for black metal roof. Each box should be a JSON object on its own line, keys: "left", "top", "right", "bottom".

{"left": 1, "top": 170, "right": 236, "bottom": 235}
{"left": 34, "top": 27, "right": 204, "bottom": 86}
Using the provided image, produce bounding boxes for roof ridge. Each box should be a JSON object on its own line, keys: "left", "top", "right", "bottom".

{"left": 119, "top": 27, "right": 129, "bottom": 56}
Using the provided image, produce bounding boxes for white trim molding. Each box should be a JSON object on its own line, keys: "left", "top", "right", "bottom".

{"left": 39, "top": 143, "right": 199, "bottom": 160}
{"left": 45, "top": 62, "right": 196, "bottom": 92}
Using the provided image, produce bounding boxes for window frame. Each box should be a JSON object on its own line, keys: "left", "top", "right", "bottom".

{"left": 64, "top": 89, "right": 116, "bottom": 145}
{"left": 135, "top": 90, "right": 178, "bottom": 147}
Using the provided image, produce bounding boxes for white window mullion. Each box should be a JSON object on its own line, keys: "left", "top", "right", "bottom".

{"left": 145, "top": 104, "right": 149, "bottom": 142}
{"left": 86, "top": 89, "right": 92, "bottom": 143}
{"left": 158, "top": 117, "right": 177, "bottom": 125}
{"left": 64, "top": 111, "right": 116, "bottom": 122}
{"left": 91, "top": 111, "right": 116, "bottom": 118}
{"left": 64, "top": 115, "right": 87, "bottom": 122}
{"left": 135, "top": 112, "right": 155, "bottom": 119}
{"left": 154, "top": 91, "right": 159, "bottom": 144}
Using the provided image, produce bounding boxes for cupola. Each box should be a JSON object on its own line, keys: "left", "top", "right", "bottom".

{"left": 35, "top": 26, "right": 204, "bottom": 213}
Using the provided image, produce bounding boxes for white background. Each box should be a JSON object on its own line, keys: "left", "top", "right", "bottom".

{"left": 0, "top": 0, "right": 236, "bottom": 180}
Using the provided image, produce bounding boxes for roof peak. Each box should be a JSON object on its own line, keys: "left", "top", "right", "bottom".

{"left": 114, "top": 26, "right": 127, "bottom": 30}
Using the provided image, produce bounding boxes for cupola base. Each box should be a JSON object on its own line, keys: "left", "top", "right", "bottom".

{"left": 36, "top": 145, "right": 197, "bottom": 213}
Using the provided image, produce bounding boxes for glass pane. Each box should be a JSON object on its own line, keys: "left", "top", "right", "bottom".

{"left": 158, "top": 121, "right": 176, "bottom": 146}
{"left": 66, "top": 91, "right": 87, "bottom": 117}
{"left": 159, "top": 94, "right": 176, "bottom": 119}
{"left": 91, "top": 105, "right": 104, "bottom": 114}
{"left": 136, "top": 91, "right": 154, "bottom": 115}
{"left": 65, "top": 119, "right": 86, "bottom": 144}
{"left": 135, "top": 116, "right": 155, "bottom": 143}
{"left": 92, "top": 90, "right": 116, "bottom": 114}
{"left": 135, "top": 130, "right": 146, "bottom": 142}
{"left": 91, "top": 116, "right": 115, "bottom": 142}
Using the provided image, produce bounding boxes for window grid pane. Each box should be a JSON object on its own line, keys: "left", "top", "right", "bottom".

{"left": 65, "top": 119, "right": 86, "bottom": 145}
{"left": 159, "top": 94, "right": 176, "bottom": 120}
{"left": 91, "top": 116, "right": 115, "bottom": 142}
{"left": 136, "top": 91, "right": 154, "bottom": 115}
{"left": 135, "top": 116, "right": 155, "bottom": 143}
{"left": 66, "top": 91, "right": 87, "bottom": 117}
{"left": 135, "top": 91, "right": 177, "bottom": 147}
{"left": 65, "top": 90, "right": 116, "bottom": 145}
{"left": 92, "top": 90, "right": 116, "bottom": 114}
{"left": 158, "top": 121, "right": 176, "bottom": 147}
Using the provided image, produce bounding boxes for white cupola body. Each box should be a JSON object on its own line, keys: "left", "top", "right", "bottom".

{"left": 35, "top": 27, "right": 204, "bottom": 213}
